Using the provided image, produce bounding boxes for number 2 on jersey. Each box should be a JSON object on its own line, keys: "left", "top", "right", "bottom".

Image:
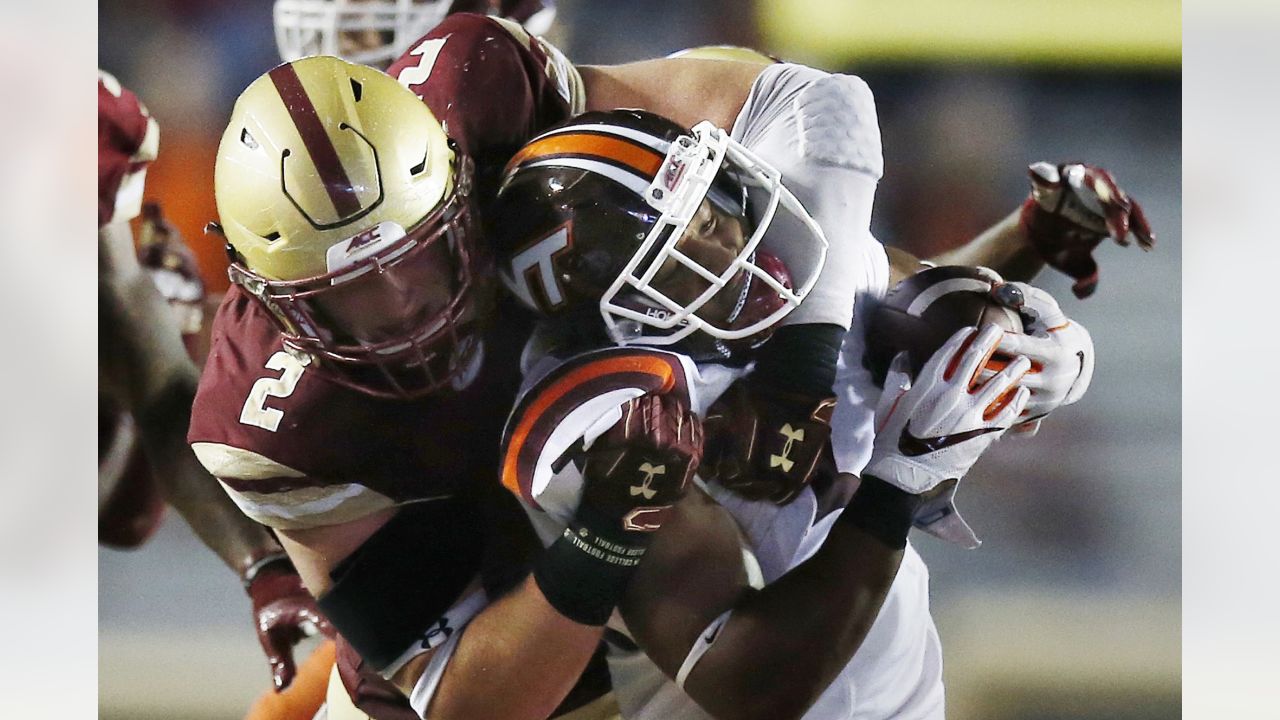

{"left": 396, "top": 38, "right": 447, "bottom": 89}
{"left": 240, "top": 351, "right": 305, "bottom": 432}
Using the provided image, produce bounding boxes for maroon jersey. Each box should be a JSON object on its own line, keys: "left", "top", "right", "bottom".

{"left": 98, "top": 71, "right": 158, "bottom": 228}
{"left": 191, "top": 13, "right": 580, "bottom": 530}
{"left": 189, "top": 288, "right": 535, "bottom": 530}
{"left": 386, "top": 13, "right": 584, "bottom": 206}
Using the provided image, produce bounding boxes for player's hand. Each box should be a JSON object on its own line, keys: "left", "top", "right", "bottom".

{"left": 865, "top": 325, "right": 1030, "bottom": 547}
{"left": 1019, "top": 162, "right": 1155, "bottom": 298}
{"left": 579, "top": 392, "right": 703, "bottom": 536}
{"left": 992, "top": 282, "right": 1095, "bottom": 434}
{"left": 138, "top": 202, "right": 183, "bottom": 254}
{"left": 702, "top": 380, "right": 836, "bottom": 505}
{"left": 866, "top": 324, "right": 1030, "bottom": 494}
{"left": 245, "top": 556, "right": 334, "bottom": 691}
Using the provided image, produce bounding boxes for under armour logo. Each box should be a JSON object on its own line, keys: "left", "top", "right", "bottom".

{"left": 420, "top": 617, "right": 454, "bottom": 650}
{"left": 769, "top": 424, "right": 806, "bottom": 473}
{"left": 631, "top": 462, "right": 665, "bottom": 500}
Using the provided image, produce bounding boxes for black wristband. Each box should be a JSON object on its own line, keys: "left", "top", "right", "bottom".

{"left": 533, "top": 508, "right": 652, "bottom": 626}
{"left": 839, "top": 475, "right": 924, "bottom": 550}
{"left": 752, "top": 323, "right": 845, "bottom": 397}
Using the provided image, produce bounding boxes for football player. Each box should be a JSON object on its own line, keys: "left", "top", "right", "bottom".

{"left": 195, "top": 55, "right": 694, "bottom": 720}
{"left": 98, "top": 70, "right": 330, "bottom": 690}
{"left": 482, "top": 110, "right": 1040, "bottom": 718}
{"left": 483, "top": 94, "right": 1127, "bottom": 715}
{"left": 243, "top": 11, "right": 1148, "bottom": 716}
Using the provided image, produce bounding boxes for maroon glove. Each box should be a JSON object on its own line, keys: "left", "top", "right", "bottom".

{"left": 1019, "top": 162, "right": 1155, "bottom": 299}
{"left": 579, "top": 392, "right": 704, "bottom": 535}
{"left": 245, "top": 555, "right": 335, "bottom": 691}
{"left": 701, "top": 379, "right": 837, "bottom": 505}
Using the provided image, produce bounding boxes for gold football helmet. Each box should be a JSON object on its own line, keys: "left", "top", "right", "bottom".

{"left": 214, "top": 55, "right": 489, "bottom": 398}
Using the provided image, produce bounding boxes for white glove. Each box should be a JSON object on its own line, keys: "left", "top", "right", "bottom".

{"left": 992, "top": 282, "right": 1094, "bottom": 435}
{"left": 865, "top": 324, "right": 1031, "bottom": 547}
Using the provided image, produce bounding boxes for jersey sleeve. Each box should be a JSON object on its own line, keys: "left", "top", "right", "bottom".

{"left": 499, "top": 348, "right": 696, "bottom": 540}
{"left": 98, "top": 71, "right": 159, "bottom": 228}
{"left": 732, "top": 63, "right": 885, "bottom": 330}
{"left": 188, "top": 290, "right": 400, "bottom": 529}
{"left": 386, "top": 13, "right": 584, "bottom": 205}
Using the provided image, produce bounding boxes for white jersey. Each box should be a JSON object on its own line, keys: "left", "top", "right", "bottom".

{"left": 739, "top": 62, "right": 889, "bottom": 331}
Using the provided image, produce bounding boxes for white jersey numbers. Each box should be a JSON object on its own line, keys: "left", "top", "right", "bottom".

{"left": 240, "top": 351, "right": 306, "bottom": 432}
{"left": 396, "top": 37, "right": 447, "bottom": 90}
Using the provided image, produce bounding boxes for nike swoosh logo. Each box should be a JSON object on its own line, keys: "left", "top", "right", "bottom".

{"left": 703, "top": 621, "right": 725, "bottom": 645}
{"left": 898, "top": 421, "right": 1002, "bottom": 456}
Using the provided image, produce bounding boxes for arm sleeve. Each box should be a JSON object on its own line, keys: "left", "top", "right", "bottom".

{"left": 731, "top": 63, "right": 886, "bottom": 331}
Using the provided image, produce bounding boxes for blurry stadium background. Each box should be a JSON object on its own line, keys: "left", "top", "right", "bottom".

{"left": 98, "top": 1, "right": 1181, "bottom": 717}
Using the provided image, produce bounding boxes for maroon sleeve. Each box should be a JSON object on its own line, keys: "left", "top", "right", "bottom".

{"left": 385, "top": 13, "right": 580, "bottom": 204}
{"left": 98, "top": 71, "right": 158, "bottom": 228}
{"left": 189, "top": 287, "right": 532, "bottom": 507}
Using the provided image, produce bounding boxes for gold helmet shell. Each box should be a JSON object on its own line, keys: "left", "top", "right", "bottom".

{"left": 216, "top": 55, "right": 454, "bottom": 281}
{"left": 214, "top": 56, "right": 489, "bottom": 398}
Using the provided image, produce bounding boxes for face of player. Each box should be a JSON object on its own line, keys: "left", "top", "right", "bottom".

{"left": 650, "top": 198, "right": 749, "bottom": 328}
{"left": 308, "top": 237, "right": 464, "bottom": 352}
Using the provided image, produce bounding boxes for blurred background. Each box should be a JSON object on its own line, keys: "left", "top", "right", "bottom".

{"left": 98, "top": 0, "right": 1181, "bottom": 718}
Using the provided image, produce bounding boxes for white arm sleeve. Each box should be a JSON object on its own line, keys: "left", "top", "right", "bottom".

{"left": 732, "top": 63, "right": 885, "bottom": 331}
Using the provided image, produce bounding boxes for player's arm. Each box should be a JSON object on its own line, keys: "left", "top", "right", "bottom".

{"left": 102, "top": 224, "right": 331, "bottom": 690}
{"left": 99, "top": 222, "right": 274, "bottom": 569}
{"left": 360, "top": 387, "right": 701, "bottom": 720}
{"left": 269, "top": 505, "right": 604, "bottom": 720}
{"left": 914, "top": 162, "right": 1156, "bottom": 296}
{"left": 579, "top": 57, "right": 763, "bottom": 132}
{"left": 622, "top": 326, "right": 1031, "bottom": 720}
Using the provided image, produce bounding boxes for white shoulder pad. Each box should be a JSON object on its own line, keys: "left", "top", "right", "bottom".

{"left": 796, "top": 73, "right": 883, "bottom": 179}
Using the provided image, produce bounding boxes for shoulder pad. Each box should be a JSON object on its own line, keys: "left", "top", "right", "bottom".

{"left": 796, "top": 73, "right": 883, "bottom": 179}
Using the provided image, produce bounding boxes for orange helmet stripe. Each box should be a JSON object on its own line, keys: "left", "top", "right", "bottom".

{"left": 505, "top": 132, "right": 665, "bottom": 180}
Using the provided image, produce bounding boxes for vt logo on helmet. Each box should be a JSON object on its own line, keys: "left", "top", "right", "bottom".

{"left": 488, "top": 109, "right": 829, "bottom": 361}
{"left": 214, "top": 56, "right": 491, "bottom": 399}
